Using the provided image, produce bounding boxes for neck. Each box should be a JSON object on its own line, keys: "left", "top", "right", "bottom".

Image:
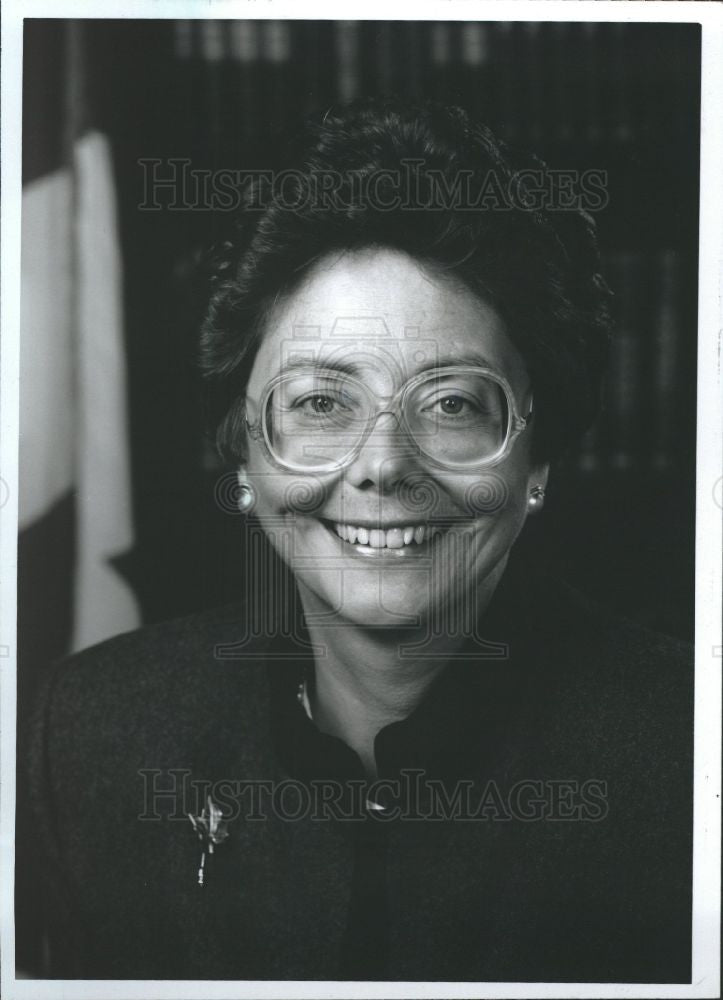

{"left": 297, "top": 569, "right": 505, "bottom": 778}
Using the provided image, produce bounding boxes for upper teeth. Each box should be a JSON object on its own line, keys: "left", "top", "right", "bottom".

{"left": 333, "top": 523, "right": 438, "bottom": 548}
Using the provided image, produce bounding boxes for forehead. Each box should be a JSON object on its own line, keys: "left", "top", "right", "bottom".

{"left": 247, "top": 249, "right": 529, "bottom": 393}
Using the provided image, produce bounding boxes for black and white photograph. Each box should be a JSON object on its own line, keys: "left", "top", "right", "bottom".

{"left": 1, "top": 2, "right": 721, "bottom": 997}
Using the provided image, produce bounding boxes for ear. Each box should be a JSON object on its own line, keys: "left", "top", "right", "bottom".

{"left": 235, "top": 466, "right": 256, "bottom": 513}
{"left": 530, "top": 462, "right": 550, "bottom": 492}
{"left": 526, "top": 461, "right": 550, "bottom": 513}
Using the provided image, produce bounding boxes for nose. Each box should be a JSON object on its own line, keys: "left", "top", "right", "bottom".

{"left": 345, "top": 411, "right": 418, "bottom": 492}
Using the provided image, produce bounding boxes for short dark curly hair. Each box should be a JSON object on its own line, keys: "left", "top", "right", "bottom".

{"left": 200, "top": 98, "right": 612, "bottom": 466}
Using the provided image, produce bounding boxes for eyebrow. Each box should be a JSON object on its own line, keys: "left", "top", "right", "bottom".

{"left": 279, "top": 350, "right": 501, "bottom": 378}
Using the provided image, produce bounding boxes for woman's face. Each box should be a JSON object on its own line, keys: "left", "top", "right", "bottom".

{"left": 243, "top": 248, "right": 548, "bottom": 628}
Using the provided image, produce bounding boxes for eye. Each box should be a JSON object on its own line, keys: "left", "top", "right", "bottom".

{"left": 303, "top": 394, "right": 337, "bottom": 414}
{"left": 292, "top": 391, "right": 356, "bottom": 421}
{"left": 437, "top": 395, "right": 469, "bottom": 415}
{"left": 426, "top": 392, "right": 481, "bottom": 418}
{"left": 295, "top": 392, "right": 357, "bottom": 416}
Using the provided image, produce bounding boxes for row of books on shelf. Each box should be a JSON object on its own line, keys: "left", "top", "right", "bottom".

{"left": 171, "top": 19, "right": 693, "bottom": 147}
{"left": 575, "top": 249, "right": 693, "bottom": 474}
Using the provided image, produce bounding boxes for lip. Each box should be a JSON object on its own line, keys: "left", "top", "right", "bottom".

{"left": 318, "top": 518, "right": 432, "bottom": 530}
{"left": 316, "top": 517, "right": 449, "bottom": 560}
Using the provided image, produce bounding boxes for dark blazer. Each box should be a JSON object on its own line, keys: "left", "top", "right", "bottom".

{"left": 19, "top": 565, "right": 693, "bottom": 982}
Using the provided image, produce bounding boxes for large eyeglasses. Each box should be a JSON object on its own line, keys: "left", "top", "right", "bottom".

{"left": 245, "top": 366, "right": 533, "bottom": 473}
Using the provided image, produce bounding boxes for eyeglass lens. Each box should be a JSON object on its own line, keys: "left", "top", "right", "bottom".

{"left": 264, "top": 370, "right": 510, "bottom": 469}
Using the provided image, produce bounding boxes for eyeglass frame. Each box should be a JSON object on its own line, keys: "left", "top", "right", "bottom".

{"left": 244, "top": 365, "right": 533, "bottom": 473}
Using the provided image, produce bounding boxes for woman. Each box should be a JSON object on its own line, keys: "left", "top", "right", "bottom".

{"left": 24, "top": 100, "right": 693, "bottom": 983}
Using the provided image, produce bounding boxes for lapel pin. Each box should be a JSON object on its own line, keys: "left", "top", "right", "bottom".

{"left": 188, "top": 796, "right": 229, "bottom": 886}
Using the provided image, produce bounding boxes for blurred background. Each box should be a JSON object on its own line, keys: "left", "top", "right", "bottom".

{"left": 19, "top": 17, "right": 700, "bottom": 697}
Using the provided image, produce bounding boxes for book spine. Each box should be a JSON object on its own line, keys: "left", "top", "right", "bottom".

{"left": 652, "top": 250, "right": 681, "bottom": 472}
{"left": 336, "top": 21, "right": 360, "bottom": 103}
{"left": 607, "top": 251, "right": 640, "bottom": 471}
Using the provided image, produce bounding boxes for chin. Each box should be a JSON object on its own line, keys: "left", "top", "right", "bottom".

{"left": 295, "top": 567, "right": 430, "bottom": 628}
{"left": 296, "top": 551, "right": 506, "bottom": 632}
{"left": 269, "top": 507, "right": 516, "bottom": 627}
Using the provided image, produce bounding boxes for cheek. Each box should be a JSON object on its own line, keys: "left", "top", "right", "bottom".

{"left": 247, "top": 442, "right": 334, "bottom": 519}
{"left": 439, "top": 466, "right": 530, "bottom": 524}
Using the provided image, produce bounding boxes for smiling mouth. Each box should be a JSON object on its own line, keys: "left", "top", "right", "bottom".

{"left": 318, "top": 518, "right": 450, "bottom": 557}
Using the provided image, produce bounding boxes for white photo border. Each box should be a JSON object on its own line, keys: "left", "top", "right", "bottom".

{"left": 1, "top": 2, "right": 720, "bottom": 998}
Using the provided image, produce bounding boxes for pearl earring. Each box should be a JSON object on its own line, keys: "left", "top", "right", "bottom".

{"left": 236, "top": 474, "right": 256, "bottom": 513}
{"left": 528, "top": 485, "right": 546, "bottom": 508}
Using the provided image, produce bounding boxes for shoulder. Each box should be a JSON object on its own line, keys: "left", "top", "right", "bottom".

{"left": 27, "top": 603, "right": 276, "bottom": 791}
{"left": 518, "top": 567, "right": 693, "bottom": 672}
{"left": 524, "top": 573, "right": 694, "bottom": 788}
{"left": 495, "top": 564, "right": 693, "bottom": 755}
{"left": 41, "top": 604, "right": 249, "bottom": 714}
{"left": 538, "top": 569, "right": 692, "bottom": 697}
{"left": 551, "top": 573, "right": 693, "bottom": 693}
{"left": 55, "top": 601, "right": 254, "bottom": 678}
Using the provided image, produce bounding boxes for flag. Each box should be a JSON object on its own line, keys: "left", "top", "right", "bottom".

{"left": 19, "top": 22, "right": 139, "bottom": 682}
